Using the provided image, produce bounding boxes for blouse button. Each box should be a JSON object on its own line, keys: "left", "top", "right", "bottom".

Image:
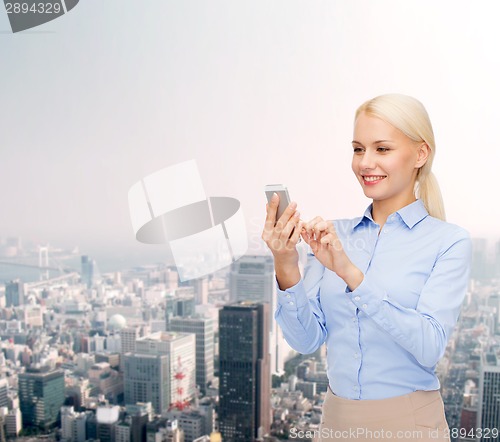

{"left": 362, "top": 304, "right": 368, "bottom": 309}
{"left": 289, "top": 301, "right": 294, "bottom": 306}
{"left": 354, "top": 296, "right": 361, "bottom": 301}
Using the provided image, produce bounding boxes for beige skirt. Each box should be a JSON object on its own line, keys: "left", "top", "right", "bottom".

{"left": 314, "top": 386, "right": 450, "bottom": 442}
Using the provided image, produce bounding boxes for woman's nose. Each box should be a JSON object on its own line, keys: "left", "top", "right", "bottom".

{"left": 358, "top": 151, "right": 376, "bottom": 170}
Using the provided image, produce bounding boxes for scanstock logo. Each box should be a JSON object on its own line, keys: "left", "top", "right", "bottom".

{"left": 4, "top": 0, "right": 79, "bottom": 33}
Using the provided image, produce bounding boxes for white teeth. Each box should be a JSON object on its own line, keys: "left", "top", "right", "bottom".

{"left": 364, "top": 176, "right": 386, "bottom": 182}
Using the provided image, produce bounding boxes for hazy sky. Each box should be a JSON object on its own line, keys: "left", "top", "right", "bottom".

{"left": 1, "top": 1, "right": 499, "bottom": 269}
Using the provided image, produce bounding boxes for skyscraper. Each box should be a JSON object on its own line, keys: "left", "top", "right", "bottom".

{"left": 495, "top": 239, "right": 500, "bottom": 279}
{"left": 478, "top": 354, "right": 500, "bottom": 441}
{"left": 125, "top": 402, "right": 153, "bottom": 442}
{"left": 123, "top": 353, "right": 170, "bottom": 415}
{"left": 0, "top": 414, "right": 5, "bottom": 442}
{"left": 119, "top": 325, "right": 149, "bottom": 354}
{"left": 135, "top": 331, "right": 196, "bottom": 408}
{"left": 229, "top": 255, "right": 285, "bottom": 375}
{"left": 18, "top": 367, "right": 65, "bottom": 429}
{"left": 219, "top": 302, "right": 271, "bottom": 441}
{"left": 167, "top": 316, "right": 215, "bottom": 395}
{"left": 81, "top": 255, "right": 98, "bottom": 288}
{"left": 96, "top": 406, "right": 120, "bottom": 442}
{"left": 61, "top": 406, "right": 88, "bottom": 442}
{"left": 0, "top": 378, "right": 8, "bottom": 408}
{"left": 165, "top": 289, "right": 196, "bottom": 329}
{"left": 471, "top": 238, "right": 491, "bottom": 281}
{"left": 5, "top": 279, "right": 24, "bottom": 307}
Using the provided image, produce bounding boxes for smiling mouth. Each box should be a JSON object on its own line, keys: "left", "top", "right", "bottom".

{"left": 362, "top": 175, "right": 387, "bottom": 182}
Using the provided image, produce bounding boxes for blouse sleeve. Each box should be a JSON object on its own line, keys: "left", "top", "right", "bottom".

{"left": 274, "top": 249, "right": 328, "bottom": 355}
{"left": 345, "top": 227, "right": 472, "bottom": 368}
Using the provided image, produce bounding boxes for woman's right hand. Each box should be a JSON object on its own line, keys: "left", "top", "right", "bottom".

{"left": 261, "top": 192, "right": 304, "bottom": 266}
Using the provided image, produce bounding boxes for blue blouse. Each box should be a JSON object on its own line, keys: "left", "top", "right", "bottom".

{"left": 274, "top": 198, "right": 472, "bottom": 400}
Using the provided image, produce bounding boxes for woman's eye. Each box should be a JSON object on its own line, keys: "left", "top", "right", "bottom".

{"left": 353, "top": 147, "right": 363, "bottom": 153}
{"left": 377, "top": 147, "right": 389, "bottom": 152}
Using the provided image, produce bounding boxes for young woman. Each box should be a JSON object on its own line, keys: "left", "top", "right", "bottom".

{"left": 262, "top": 94, "right": 472, "bottom": 441}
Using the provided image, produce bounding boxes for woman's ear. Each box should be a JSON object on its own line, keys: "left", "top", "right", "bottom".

{"left": 415, "top": 143, "right": 430, "bottom": 169}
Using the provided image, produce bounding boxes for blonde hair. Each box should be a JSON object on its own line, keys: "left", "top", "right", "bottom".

{"left": 355, "top": 93, "right": 446, "bottom": 221}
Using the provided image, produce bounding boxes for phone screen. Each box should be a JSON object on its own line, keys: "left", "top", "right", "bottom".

{"left": 265, "top": 189, "right": 290, "bottom": 224}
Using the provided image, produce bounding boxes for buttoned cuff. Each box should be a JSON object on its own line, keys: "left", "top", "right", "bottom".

{"left": 275, "top": 275, "right": 310, "bottom": 310}
{"left": 345, "top": 273, "right": 388, "bottom": 316}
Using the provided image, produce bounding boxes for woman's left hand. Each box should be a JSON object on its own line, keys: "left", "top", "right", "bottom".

{"left": 301, "top": 216, "right": 357, "bottom": 281}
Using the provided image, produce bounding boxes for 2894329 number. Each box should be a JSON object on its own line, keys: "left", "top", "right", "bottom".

{"left": 5, "top": 2, "right": 62, "bottom": 14}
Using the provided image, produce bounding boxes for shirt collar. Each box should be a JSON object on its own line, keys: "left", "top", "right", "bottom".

{"left": 352, "top": 198, "right": 429, "bottom": 231}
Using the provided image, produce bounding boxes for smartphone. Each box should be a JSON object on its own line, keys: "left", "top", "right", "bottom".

{"left": 264, "top": 184, "right": 301, "bottom": 242}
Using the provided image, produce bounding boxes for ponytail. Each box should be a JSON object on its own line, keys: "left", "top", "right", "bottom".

{"left": 415, "top": 170, "right": 446, "bottom": 221}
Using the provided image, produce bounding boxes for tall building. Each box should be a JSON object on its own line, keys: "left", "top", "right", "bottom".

{"left": 61, "top": 406, "right": 74, "bottom": 441}
{"left": 229, "top": 255, "right": 285, "bottom": 375}
{"left": 120, "top": 325, "right": 149, "bottom": 354}
{"left": 18, "top": 367, "right": 65, "bottom": 429}
{"left": 165, "top": 289, "right": 195, "bottom": 328}
{"left": 191, "top": 277, "right": 209, "bottom": 305}
{"left": 96, "top": 406, "right": 120, "bottom": 442}
{"left": 166, "top": 402, "right": 214, "bottom": 442}
{"left": 123, "top": 354, "right": 170, "bottom": 415}
{"left": 135, "top": 331, "right": 196, "bottom": 408}
{"left": 61, "top": 406, "right": 87, "bottom": 442}
{"left": 85, "top": 411, "right": 97, "bottom": 440}
{"left": 495, "top": 239, "right": 500, "bottom": 279}
{"left": 5, "top": 280, "right": 24, "bottom": 307}
{"left": 125, "top": 402, "right": 153, "bottom": 442}
{"left": 0, "top": 379, "right": 8, "bottom": 408}
{"left": 3, "top": 408, "right": 22, "bottom": 438}
{"left": 72, "top": 411, "right": 88, "bottom": 442}
{"left": 81, "top": 255, "right": 98, "bottom": 288}
{"left": 116, "top": 419, "right": 131, "bottom": 442}
{"left": 167, "top": 316, "right": 215, "bottom": 395}
{"left": 471, "top": 238, "right": 491, "bottom": 281}
{"left": 219, "top": 302, "right": 271, "bottom": 442}
{"left": 478, "top": 354, "right": 500, "bottom": 441}
{"left": 87, "top": 362, "right": 123, "bottom": 402}
{"left": 486, "top": 294, "right": 500, "bottom": 334}
{"left": 0, "top": 412, "right": 6, "bottom": 442}
{"left": 146, "top": 417, "right": 184, "bottom": 442}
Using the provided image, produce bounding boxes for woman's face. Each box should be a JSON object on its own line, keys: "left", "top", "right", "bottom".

{"left": 351, "top": 111, "right": 427, "bottom": 205}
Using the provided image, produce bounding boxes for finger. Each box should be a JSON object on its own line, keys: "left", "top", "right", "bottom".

{"left": 264, "top": 194, "right": 280, "bottom": 232}
{"left": 276, "top": 201, "right": 298, "bottom": 231}
{"left": 300, "top": 228, "right": 311, "bottom": 246}
{"left": 319, "top": 233, "right": 343, "bottom": 251}
{"left": 326, "top": 220, "right": 337, "bottom": 234}
{"left": 320, "top": 233, "right": 334, "bottom": 246}
{"left": 287, "top": 219, "right": 304, "bottom": 248}
{"left": 280, "top": 211, "right": 301, "bottom": 240}
{"left": 309, "top": 238, "right": 319, "bottom": 254}
{"left": 304, "top": 216, "right": 325, "bottom": 234}
{"left": 312, "top": 220, "right": 330, "bottom": 237}
{"left": 315, "top": 228, "right": 327, "bottom": 244}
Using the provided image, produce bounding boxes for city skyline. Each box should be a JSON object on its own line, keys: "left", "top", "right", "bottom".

{"left": 2, "top": 1, "right": 500, "bottom": 263}
{"left": 1, "top": 248, "right": 499, "bottom": 440}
